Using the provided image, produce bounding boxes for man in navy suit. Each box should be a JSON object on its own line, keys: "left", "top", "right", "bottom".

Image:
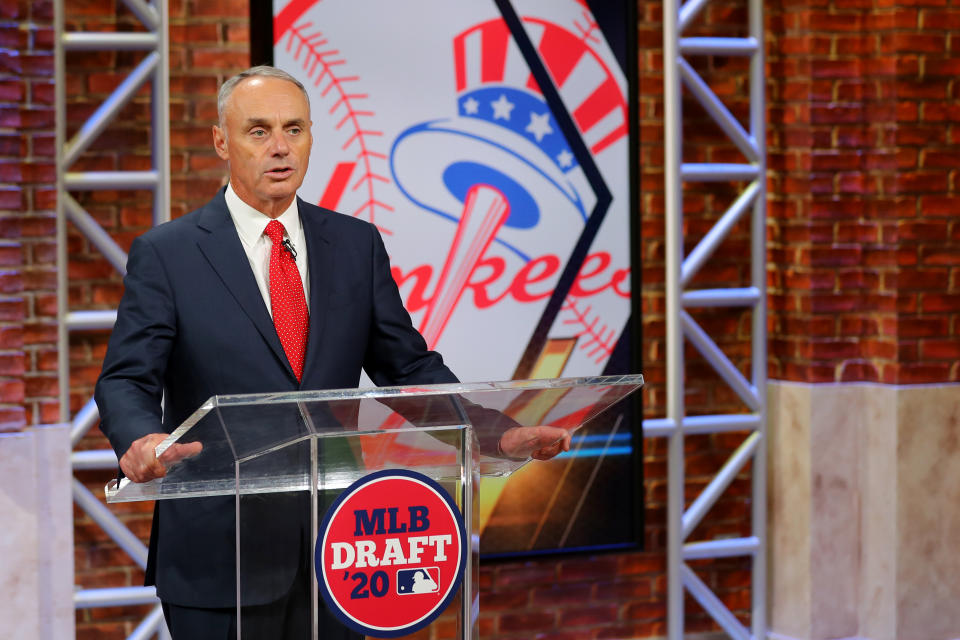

{"left": 95, "top": 66, "right": 570, "bottom": 639}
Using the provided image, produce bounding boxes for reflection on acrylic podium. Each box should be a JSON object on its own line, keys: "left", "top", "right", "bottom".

{"left": 106, "top": 374, "right": 643, "bottom": 639}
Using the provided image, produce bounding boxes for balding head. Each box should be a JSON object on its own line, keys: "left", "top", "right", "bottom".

{"left": 217, "top": 65, "right": 310, "bottom": 129}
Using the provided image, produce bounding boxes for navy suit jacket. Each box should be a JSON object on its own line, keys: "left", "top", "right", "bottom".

{"left": 95, "top": 189, "right": 458, "bottom": 608}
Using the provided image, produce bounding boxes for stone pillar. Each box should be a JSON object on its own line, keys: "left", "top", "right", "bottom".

{"left": 0, "top": 424, "right": 74, "bottom": 639}
{"left": 768, "top": 381, "right": 960, "bottom": 640}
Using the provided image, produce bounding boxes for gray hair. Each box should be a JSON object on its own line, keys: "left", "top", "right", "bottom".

{"left": 217, "top": 65, "right": 311, "bottom": 126}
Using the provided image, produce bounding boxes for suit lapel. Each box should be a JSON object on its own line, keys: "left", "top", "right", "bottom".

{"left": 194, "top": 190, "right": 296, "bottom": 382}
{"left": 299, "top": 198, "right": 333, "bottom": 380}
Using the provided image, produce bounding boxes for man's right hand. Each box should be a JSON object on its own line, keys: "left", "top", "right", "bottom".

{"left": 119, "top": 433, "right": 203, "bottom": 483}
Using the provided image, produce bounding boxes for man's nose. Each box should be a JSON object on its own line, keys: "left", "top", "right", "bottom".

{"left": 270, "top": 131, "right": 290, "bottom": 155}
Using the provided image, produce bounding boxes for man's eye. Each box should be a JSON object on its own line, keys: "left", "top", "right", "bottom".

{"left": 288, "top": 127, "right": 301, "bottom": 136}
{"left": 251, "top": 129, "right": 266, "bottom": 137}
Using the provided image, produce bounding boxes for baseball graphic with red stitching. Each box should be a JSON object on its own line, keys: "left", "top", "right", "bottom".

{"left": 274, "top": 0, "right": 630, "bottom": 382}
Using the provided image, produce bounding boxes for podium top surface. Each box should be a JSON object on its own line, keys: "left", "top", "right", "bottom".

{"left": 106, "top": 374, "right": 643, "bottom": 502}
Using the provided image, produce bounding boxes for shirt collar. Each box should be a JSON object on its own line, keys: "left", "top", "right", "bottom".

{"left": 224, "top": 183, "right": 301, "bottom": 247}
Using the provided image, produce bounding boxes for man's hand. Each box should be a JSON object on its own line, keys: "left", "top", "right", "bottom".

{"left": 119, "top": 433, "right": 203, "bottom": 483}
{"left": 498, "top": 426, "right": 572, "bottom": 461}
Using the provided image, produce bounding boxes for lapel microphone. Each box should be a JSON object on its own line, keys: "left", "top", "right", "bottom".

{"left": 281, "top": 238, "right": 298, "bottom": 261}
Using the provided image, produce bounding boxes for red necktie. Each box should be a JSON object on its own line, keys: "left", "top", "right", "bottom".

{"left": 264, "top": 220, "right": 309, "bottom": 382}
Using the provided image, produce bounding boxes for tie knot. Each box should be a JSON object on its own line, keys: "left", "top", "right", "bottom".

{"left": 264, "top": 220, "right": 286, "bottom": 244}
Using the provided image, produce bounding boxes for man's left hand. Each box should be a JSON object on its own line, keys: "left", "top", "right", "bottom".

{"left": 498, "top": 426, "right": 572, "bottom": 461}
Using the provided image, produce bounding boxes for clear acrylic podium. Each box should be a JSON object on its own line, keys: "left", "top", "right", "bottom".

{"left": 106, "top": 374, "right": 643, "bottom": 639}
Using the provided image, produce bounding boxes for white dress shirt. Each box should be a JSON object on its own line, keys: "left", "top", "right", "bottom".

{"left": 224, "top": 183, "right": 310, "bottom": 318}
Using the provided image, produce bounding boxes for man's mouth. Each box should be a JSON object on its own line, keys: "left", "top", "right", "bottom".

{"left": 266, "top": 167, "right": 294, "bottom": 179}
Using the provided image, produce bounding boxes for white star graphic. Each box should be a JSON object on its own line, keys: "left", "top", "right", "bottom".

{"left": 491, "top": 94, "right": 515, "bottom": 120}
{"left": 463, "top": 97, "right": 479, "bottom": 115}
{"left": 557, "top": 150, "right": 574, "bottom": 168}
{"left": 525, "top": 112, "right": 553, "bottom": 142}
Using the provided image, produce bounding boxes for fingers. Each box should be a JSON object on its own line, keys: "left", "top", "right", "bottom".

{"left": 158, "top": 441, "right": 203, "bottom": 466}
{"left": 499, "top": 426, "right": 572, "bottom": 461}
{"left": 529, "top": 427, "right": 573, "bottom": 460}
{"left": 119, "top": 437, "right": 167, "bottom": 483}
{"left": 530, "top": 435, "right": 568, "bottom": 460}
{"left": 119, "top": 432, "right": 189, "bottom": 483}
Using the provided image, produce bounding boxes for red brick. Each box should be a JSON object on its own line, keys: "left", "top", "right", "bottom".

{"left": 0, "top": 79, "right": 26, "bottom": 102}
{"left": 189, "top": 48, "right": 249, "bottom": 70}
{"left": 483, "top": 588, "right": 530, "bottom": 611}
{"left": 0, "top": 161, "right": 55, "bottom": 183}
{"left": 920, "top": 102, "right": 960, "bottom": 123}
{"left": 919, "top": 196, "right": 960, "bottom": 216}
{"left": 898, "top": 363, "right": 953, "bottom": 384}
{"left": 889, "top": 33, "right": 947, "bottom": 53}
{"left": 21, "top": 321, "right": 54, "bottom": 346}
{"left": 810, "top": 104, "right": 862, "bottom": 125}
{"left": 225, "top": 23, "right": 249, "bottom": 43}
{"left": 0, "top": 267, "right": 22, "bottom": 293}
{"left": 498, "top": 611, "right": 557, "bottom": 633}
{"left": 899, "top": 317, "right": 950, "bottom": 338}
{"left": 0, "top": 406, "right": 26, "bottom": 431}
{"left": 926, "top": 58, "right": 960, "bottom": 77}
{"left": 189, "top": 0, "right": 247, "bottom": 17}
{"left": 170, "top": 23, "right": 219, "bottom": 45}
{"left": 920, "top": 294, "right": 960, "bottom": 313}
{"left": 895, "top": 172, "right": 949, "bottom": 193}
{"left": 0, "top": 324, "right": 23, "bottom": 349}
{"left": 920, "top": 340, "right": 960, "bottom": 360}
{"left": 839, "top": 361, "right": 881, "bottom": 382}
{"left": 495, "top": 564, "right": 556, "bottom": 589}
{"left": 557, "top": 556, "right": 621, "bottom": 582}
{"left": 24, "top": 374, "right": 57, "bottom": 398}
{"left": 810, "top": 151, "right": 862, "bottom": 171}
{"left": 899, "top": 268, "right": 950, "bottom": 290}
{"left": 899, "top": 221, "right": 950, "bottom": 240}
{"left": 897, "top": 126, "right": 946, "bottom": 146}
{"left": 625, "top": 600, "right": 667, "bottom": 621}
{"left": 34, "top": 291, "right": 57, "bottom": 317}
{"left": 0, "top": 352, "right": 25, "bottom": 376}
{"left": 810, "top": 246, "right": 862, "bottom": 267}
{"left": 560, "top": 605, "right": 620, "bottom": 628}
{"left": 922, "top": 249, "right": 960, "bottom": 266}
{"left": 597, "top": 621, "right": 666, "bottom": 639}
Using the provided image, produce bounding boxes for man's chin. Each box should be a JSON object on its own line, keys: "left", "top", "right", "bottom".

{"left": 260, "top": 180, "right": 302, "bottom": 200}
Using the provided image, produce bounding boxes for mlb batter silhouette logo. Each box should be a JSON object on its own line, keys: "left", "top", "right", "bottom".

{"left": 397, "top": 567, "right": 440, "bottom": 594}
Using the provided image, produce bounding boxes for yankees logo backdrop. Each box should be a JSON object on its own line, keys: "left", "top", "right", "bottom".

{"left": 263, "top": 0, "right": 641, "bottom": 556}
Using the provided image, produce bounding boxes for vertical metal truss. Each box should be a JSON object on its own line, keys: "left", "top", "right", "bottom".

{"left": 54, "top": 0, "right": 170, "bottom": 638}
{"left": 645, "top": 0, "right": 767, "bottom": 639}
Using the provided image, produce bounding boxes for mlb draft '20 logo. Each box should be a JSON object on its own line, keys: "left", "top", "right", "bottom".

{"left": 316, "top": 470, "right": 466, "bottom": 637}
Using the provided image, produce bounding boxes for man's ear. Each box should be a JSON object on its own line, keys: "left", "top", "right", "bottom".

{"left": 212, "top": 125, "right": 228, "bottom": 160}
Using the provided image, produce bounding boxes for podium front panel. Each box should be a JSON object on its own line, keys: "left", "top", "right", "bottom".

{"left": 235, "top": 426, "right": 478, "bottom": 640}
{"left": 101, "top": 375, "right": 644, "bottom": 640}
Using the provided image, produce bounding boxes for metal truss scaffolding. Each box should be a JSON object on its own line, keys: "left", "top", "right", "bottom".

{"left": 54, "top": 0, "right": 170, "bottom": 638}
{"left": 645, "top": 1, "right": 768, "bottom": 639}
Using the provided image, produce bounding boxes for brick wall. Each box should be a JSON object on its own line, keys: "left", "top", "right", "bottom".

{"left": 767, "top": 0, "right": 960, "bottom": 384}
{"left": 890, "top": 1, "right": 960, "bottom": 382}
{"left": 0, "top": 0, "right": 52, "bottom": 432}
{"left": 9, "top": 0, "right": 957, "bottom": 638}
